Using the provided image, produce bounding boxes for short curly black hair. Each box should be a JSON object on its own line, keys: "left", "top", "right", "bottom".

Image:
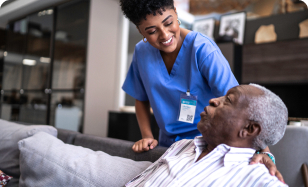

{"left": 120, "top": 0, "right": 174, "bottom": 26}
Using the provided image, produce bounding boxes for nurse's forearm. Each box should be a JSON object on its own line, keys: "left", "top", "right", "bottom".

{"left": 135, "top": 99, "right": 153, "bottom": 139}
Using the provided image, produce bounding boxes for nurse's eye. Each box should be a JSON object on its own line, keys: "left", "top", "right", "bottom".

{"left": 165, "top": 21, "right": 173, "bottom": 26}
{"left": 148, "top": 30, "right": 156, "bottom": 35}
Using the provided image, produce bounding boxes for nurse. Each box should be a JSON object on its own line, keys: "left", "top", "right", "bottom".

{"left": 121, "top": 0, "right": 238, "bottom": 152}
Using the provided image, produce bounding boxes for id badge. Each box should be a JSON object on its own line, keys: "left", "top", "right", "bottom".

{"left": 178, "top": 90, "right": 197, "bottom": 124}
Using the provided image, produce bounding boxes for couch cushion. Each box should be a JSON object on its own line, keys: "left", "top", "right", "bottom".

{"left": 73, "top": 133, "right": 168, "bottom": 162}
{"left": 0, "top": 119, "right": 57, "bottom": 179}
{"left": 18, "top": 132, "right": 152, "bottom": 187}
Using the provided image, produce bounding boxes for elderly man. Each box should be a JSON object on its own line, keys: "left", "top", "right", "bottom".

{"left": 126, "top": 84, "right": 288, "bottom": 187}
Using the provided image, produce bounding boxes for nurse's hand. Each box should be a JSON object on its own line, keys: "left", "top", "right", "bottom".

{"left": 250, "top": 153, "right": 284, "bottom": 183}
{"left": 132, "top": 138, "right": 158, "bottom": 153}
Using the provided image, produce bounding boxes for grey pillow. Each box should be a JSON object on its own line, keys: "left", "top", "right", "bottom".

{"left": 0, "top": 119, "right": 57, "bottom": 178}
{"left": 18, "top": 132, "right": 152, "bottom": 187}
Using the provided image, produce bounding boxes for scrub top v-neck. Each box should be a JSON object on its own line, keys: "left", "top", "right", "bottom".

{"left": 156, "top": 36, "right": 185, "bottom": 80}
{"left": 122, "top": 31, "right": 238, "bottom": 146}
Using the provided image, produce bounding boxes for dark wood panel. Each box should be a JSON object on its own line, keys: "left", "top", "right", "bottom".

{"left": 244, "top": 10, "right": 308, "bottom": 44}
{"left": 262, "top": 84, "right": 308, "bottom": 118}
{"left": 108, "top": 111, "right": 159, "bottom": 142}
{"left": 242, "top": 38, "right": 308, "bottom": 84}
{"left": 217, "top": 42, "right": 242, "bottom": 83}
{"left": 0, "top": 29, "right": 6, "bottom": 50}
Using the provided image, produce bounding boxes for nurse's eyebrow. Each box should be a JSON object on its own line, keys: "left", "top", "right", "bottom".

{"left": 162, "top": 15, "right": 172, "bottom": 23}
{"left": 144, "top": 15, "right": 172, "bottom": 31}
{"left": 145, "top": 26, "right": 155, "bottom": 31}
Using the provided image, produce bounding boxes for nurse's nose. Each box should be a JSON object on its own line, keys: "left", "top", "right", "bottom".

{"left": 209, "top": 97, "right": 220, "bottom": 107}
{"left": 159, "top": 28, "right": 169, "bottom": 40}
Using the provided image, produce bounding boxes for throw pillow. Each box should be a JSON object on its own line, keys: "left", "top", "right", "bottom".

{"left": 18, "top": 132, "right": 152, "bottom": 187}
{"left": 0, "top": 170, "right": 13, "bottom": 187}
{"left": 0, "top": 119, "right": 57, "bottom": 178}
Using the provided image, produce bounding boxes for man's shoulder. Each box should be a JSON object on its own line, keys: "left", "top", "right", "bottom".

{"left": 239, "top": 164, "right": 288, "bottom": 186}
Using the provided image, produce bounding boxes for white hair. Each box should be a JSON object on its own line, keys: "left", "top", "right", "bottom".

{"left": 247, "top": 84, "right": 288, "bottom": 150}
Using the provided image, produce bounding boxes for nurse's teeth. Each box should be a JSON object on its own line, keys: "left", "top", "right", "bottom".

{"left": 163, "top": 37, "right": 172, "bottom": 44}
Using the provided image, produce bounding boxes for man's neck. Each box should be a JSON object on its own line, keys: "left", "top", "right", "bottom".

{"left": 196, "top": 146, "right": 212, "bottom": 162}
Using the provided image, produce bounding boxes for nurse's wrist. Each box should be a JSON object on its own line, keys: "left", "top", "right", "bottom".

{"left": 142, "top": 135, "right": 154, "bottom": 139}
{"left": 140, "top": 130, "right": 154, "bottom": 139}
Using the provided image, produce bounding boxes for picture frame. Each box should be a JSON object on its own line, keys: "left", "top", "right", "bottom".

{"left": 193, "top": 18, "right": 215, "bottom": 40}
{"left": 219, "top": 12, "right": 246, "bottom": 45}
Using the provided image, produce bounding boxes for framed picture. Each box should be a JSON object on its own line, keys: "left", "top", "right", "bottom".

{"left": 193, "top": 18, "right": 215, "bottom": 40}
{"left": 219, "top": 12, "right": 246, "bottom": 45}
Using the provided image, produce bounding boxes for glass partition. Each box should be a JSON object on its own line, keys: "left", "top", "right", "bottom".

{"left": 1, "top": 90, "right": 47, "bottom": 124}
{"left": 49, "top": 91, "right": 84, "bottom": 131}
{"left": 52, "top": 0, "right": 89, "bottom": 90}
{"left": 0, "top": 0, "right": 89, "bottom": 131}
{"left": 22, "top": 9, "right": 53, "bottom": 90}
{"left": 2, "top": 19, "right": 28, "bottom": 90}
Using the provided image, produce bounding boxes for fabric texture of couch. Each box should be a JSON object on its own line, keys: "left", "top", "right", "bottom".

{"left": 269, "top": 126, "right": 308, "bottom": 187}
{"left": 1, "top": 120, "right": 308, "bottom": 187}
{"left": 0, "top": 119, "right": 57, "bottom": 187}
{"left": 1, "top": 121, "right": 167, "bottom": 187}
{"left": 18, "top": 132, "right": 152, "bottom": 187}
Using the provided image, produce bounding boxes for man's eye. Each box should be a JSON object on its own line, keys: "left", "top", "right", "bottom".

{"left": 227, "top": 96, "right": 232, "bottom": 103}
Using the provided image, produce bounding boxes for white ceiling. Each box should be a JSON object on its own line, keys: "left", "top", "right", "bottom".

{"left": 0, "top": 0, "right": 68, "bottom": 28}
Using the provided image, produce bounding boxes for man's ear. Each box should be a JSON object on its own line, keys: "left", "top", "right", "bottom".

{"left": 239, "top": 120, "right": 261, "bottom": 138}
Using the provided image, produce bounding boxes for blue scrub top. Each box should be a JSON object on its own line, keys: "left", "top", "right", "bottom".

{"left": 122, "top": 31, "right": 239, "bottom": 147}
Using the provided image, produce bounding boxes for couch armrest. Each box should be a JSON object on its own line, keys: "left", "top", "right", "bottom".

{"left": 73, "top": 133, "right": 167, "bottom": 162}
{"left": 57, "top": 128, "right": 80, "bottom": 144}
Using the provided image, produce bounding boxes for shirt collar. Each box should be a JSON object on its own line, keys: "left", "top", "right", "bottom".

{"left": 193, "top": 136, "right": 256, "bottom": 167}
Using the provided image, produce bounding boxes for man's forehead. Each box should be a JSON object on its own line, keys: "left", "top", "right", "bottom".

{"left": 229, "top": 85, "right": 262, "bottom": 95}
{"left": 227, "top": 85, "right": 263, "bottom": 106}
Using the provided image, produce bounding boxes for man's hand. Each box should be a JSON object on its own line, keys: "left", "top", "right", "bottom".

{"left": 250, "top": 153, "right": 285, "bottom": 183}
{"left": 132, "top": 138, "right": 158, "bottom": 153}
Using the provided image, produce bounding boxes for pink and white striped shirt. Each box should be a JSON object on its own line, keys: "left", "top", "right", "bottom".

{"left": 126, "top": 137, "right": 287, "bottom": 187}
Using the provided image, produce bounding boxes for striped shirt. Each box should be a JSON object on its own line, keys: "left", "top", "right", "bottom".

{"left": 126, "top": 137, "right": 288, "bottom": 187}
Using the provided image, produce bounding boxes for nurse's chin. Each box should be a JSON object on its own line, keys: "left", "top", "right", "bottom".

{"left": 159, "top": 45, "right": 177, "bottom": 54}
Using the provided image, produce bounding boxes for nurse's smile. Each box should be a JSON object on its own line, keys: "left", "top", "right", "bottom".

{"left": 161, "top": 36, "right": 173, "bottom": 46}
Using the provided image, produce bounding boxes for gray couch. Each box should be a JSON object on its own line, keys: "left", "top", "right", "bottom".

{"left": 2, "top": 121, "right": 308, "bottom": 187}
{"left": 1, "top": 121, "right": 168, "bottom": 187}
{"left": 58, "top": 127, "right": 308, "bottom": 187}
{"left": 59, "top": 127, "right": 308, "bottom": 187}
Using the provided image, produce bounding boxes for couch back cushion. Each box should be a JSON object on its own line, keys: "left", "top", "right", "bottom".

{"left": 270, "top": 126, "right": 308, "bottom": 187}
{"left": 0, "top": 119, "right": 57, "bottom": 178}
{"left": 18, "top": 132, "right": 152, "bottom": 187}
{"left": 73, "top": 133, "right": 168, "bottom": 162}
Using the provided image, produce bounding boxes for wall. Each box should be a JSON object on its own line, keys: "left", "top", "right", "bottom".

{"left": 83, "top": 0, "right": 127, "bottom": 137}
